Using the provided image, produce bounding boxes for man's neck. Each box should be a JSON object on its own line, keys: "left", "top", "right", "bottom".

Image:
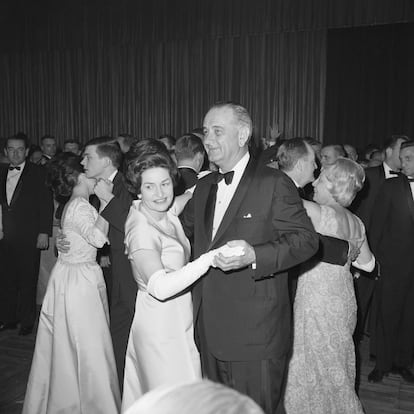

{"left": 220, "top": 149, "right": 248, "bottom": 173}
{"left": 99, "top": 167, "right": 117, "bottom": 180}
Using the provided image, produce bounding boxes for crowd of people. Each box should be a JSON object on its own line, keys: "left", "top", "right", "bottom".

{"left": 0, "top": 102, "right": 413, "bottom": 413}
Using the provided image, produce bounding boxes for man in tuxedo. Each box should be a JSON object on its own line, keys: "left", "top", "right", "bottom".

{"left": 181, "top": 103, "right": 319, "bottom": 413}
{"left": 81, "top": 136, "right": 135, "bottom": 386}
{"left": 367, "top": 140, "right": 414, "bottom": 383}
{"left": 39, "top": 135, "right": 57, "bottom": 165}
{"left": 174, "top": 133, "right": 206, "bottom": 195}
{"left": 277, "top": 138, "right": 353, "bottom": 300}
{"left": 0, "top": 133, "right": 53, "bottom": 335}
{"left": 352, "top": 135, "right": 408, "bottom": 343}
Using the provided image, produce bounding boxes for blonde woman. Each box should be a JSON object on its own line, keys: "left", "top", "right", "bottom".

{"left": 285, "top": 158, "right": 375, "bottom": 414}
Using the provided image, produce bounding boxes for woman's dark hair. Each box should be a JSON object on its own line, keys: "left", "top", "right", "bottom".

{"left": 124, "top": 139, "right": 179, "bottom": 195}
{"left": 46, "top": 152, "right": 83, "bottom": 200}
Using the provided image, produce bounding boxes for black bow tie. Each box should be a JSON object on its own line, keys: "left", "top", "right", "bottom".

{"left": 8, "top": 166, "right": 21, "bottom": 171}
{"left": 389, "top": 170, "right": 400, "bottom": 175}
{"left": 215, "top": 171, "right": 234, "bottom": 185}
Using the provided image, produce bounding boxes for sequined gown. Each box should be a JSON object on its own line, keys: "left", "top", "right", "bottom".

{"left": 285, "top": 205, "right": 364, "bottom": 414}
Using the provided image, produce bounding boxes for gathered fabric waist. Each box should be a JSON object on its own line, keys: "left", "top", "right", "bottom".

{"left": 57, "top": 257, "right": 97, "bottom": 267}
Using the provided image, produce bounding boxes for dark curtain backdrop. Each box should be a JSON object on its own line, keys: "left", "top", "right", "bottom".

{"left": 324, "top": 23, "right": 414, "bottom": 150}
{"left": 0, "top": 31, "right": 327, "bottom": 144}
{"left": 0, "top": 0, "right": 413, "bottom": 146}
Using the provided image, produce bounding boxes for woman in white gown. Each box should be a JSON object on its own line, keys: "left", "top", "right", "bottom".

{"left": 23, "top": 153, "right": 120, "bottom": 414}
{"left": 285, "top": 158, "right": 375, "bottom": 414}
{"left": 120, "top": 140, "right": 236, "bottom": 412}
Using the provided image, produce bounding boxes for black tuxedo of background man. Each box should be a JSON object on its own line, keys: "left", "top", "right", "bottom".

{"left": 100, "top": 171, "right": 136, "bottom": 385}
{"left": 352, "top": 164, "right": 391, "bottom": 341}
{"left": 0, "top": 162, "right": 53, "bottom": 330}
{"left": 369, "top": 174, "right": 414, "bottom": 373}
{"left": 182, "top": 157, "right": 319, "bottom": 413}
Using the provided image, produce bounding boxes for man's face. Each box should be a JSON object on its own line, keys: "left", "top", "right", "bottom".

{"left": 41, "top": 138, "right": 57, "bottom": 157}
{"left": 81, "top": 145, "right": 107, "bottom": 179}
{"left": 400, "top": 146, "right": 414, "bottom": 178}
{"left": 320, "top": 146, "right": 338, "bottom": 168}
{"left": 299, "top": 146, "right": 317, "bottom": 186}
{"left": 5, "top": 139, "right": 28, "bottom": 166}
{"left": 64, "top": 142, "right": 80, "bottom": 155}
{"left": 203, "top": 107, "right": 248, "bottom": 172}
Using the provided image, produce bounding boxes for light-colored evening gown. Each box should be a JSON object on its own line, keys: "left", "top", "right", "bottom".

{"left": 121, "top": 200, "right": 202, "bottom": 412}
{"left": 285, "top": 205, "right": 364, "bottom": 414}
{"left": 23, "top": 197, "right": 120, "bottom": 414}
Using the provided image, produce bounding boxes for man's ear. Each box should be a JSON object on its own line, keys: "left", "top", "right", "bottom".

{"left": 195, "top": 152, "right": 204, "bottom": 172}
{"left": 238, "top": 126, "right": 250, "bottom": 147}
{"left": 385, "top": 147, "right": 392, "bottom": 159}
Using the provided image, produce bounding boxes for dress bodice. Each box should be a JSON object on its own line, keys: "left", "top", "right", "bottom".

{"left": 317, "top": 205, "right": 365, "bottom": 247}
{"left": 59, "top": 197, "right": 108, "bottom": 264}
{"left": 124, "top": 200, "right": 191, "bottom": 292}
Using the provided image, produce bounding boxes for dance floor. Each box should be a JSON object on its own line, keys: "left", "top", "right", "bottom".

{"left": 0, "top": 325, "right": 413, "bottom": 413}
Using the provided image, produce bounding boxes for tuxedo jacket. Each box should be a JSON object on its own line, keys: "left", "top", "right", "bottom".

{"left": 181, "top": 156, "right": 319, "bottom": 361}
{"left": 369, "top": 175, "right": 414, "bottom": 272}
{"left": 352, "top": 164, "right": 387, "bottom": 232}
{"left": 100, "top": 172, "right": 136, "bottom": 308}
{"left": 175, "top": 167, "right": 198, "bottom": 195}
{"left": 0, "top": 162, "right": 53, "bottom": 246}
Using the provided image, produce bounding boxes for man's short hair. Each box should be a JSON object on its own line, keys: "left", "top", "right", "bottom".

{"left": 175, "top": 134, "right": 205, "bottom": 163}
{"left": 209, "top": 102, "right": 253, "bottom": 139}
{"left": 277, "top": 137, "right": 311, "bottom": 172}
{"left": 84, "top": 136, "right": 123, "bottom": 169}
{"left": 323, "top": 144, "right": 347, "bottom": 158}
{"left": 383, "top": 135, "right": 409, "bottom": 150}
{"left": 400, "top": 140, "right": 414, "bottom": 151}
{"left": 6, "top": 132, "right": 29, "bottom": 148}
{"left": 41, "top": 134, "right": 56, "bottom": 143}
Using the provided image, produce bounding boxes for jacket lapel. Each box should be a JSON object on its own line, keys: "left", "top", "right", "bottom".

{"left": 209, "top": 157, "right": 256, "bottom": 249}
{"left": 0, "top": 166, "right": 7, "bottom": 206}
{"left": 9, "top": 163, "right": 29, "bottom": 207}
{"left": 402, "top": 176, "right": 414, "bottom": 224}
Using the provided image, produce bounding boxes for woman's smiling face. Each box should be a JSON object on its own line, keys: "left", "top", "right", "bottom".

{"left": 140, "top": 167, "right": 174, "bottom": 218}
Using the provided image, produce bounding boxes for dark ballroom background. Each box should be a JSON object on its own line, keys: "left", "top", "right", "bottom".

{"left": 0, "top": 0, "right": 413, "bottom": 148}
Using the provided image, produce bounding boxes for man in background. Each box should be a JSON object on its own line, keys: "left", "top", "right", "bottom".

{"left": 0, "top": 133, "right": 53, "bottom": 335}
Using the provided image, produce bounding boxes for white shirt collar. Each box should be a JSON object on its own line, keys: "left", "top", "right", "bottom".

{"left": 9, "top": 160, "right": 26, "bottom": 171}
{"left": 219, "top": 151, "right": 250, "bottom": 181}
{"left": 108, "top": 170, "right": 118, "bottom": 182}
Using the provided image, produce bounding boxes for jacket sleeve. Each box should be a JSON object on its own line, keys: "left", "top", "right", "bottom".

{"left": 36, "top": 167, "right": 54, "bottom": 236}
{"left": 100, "top": 183, "right": 133, "bottom": 234}
{"left": 253, "top": 173, "right": 319, "bottom": 280}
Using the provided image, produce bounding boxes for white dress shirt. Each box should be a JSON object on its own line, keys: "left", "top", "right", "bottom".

{"left": 212, "top": 152, "right": 250, "bottom": 240}
{"left": 6, "top": 161, "right": 25, "bottom": 204}
{"left": 383, "top": 162, "right": 398, "bottom": 179}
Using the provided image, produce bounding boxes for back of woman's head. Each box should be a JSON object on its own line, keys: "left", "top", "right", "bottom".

{"left": 324, "top": 157, "right": 365, "bottom": 207}
{"left": 125, "top": 380, "right": 265, "bottom": 414}
{"left": 46, "top": 152, "right": 83, "bottom": 200}
{"left": 124, "top": 138, "right": 178, "bottom": 195}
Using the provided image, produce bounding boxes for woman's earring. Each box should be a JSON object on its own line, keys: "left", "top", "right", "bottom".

{"left": 138, "top": 194, "right": 142, "bottom": 200}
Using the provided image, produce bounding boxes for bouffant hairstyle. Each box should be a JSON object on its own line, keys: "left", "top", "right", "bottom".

{"left": 124, "top": 139, "right": 179, "bottom": 195}
{"left": 323, "top": 157, "right": 365, "bottom": 207}
{"left": 46, "top": 152, "right": 83, "bottom": 200}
